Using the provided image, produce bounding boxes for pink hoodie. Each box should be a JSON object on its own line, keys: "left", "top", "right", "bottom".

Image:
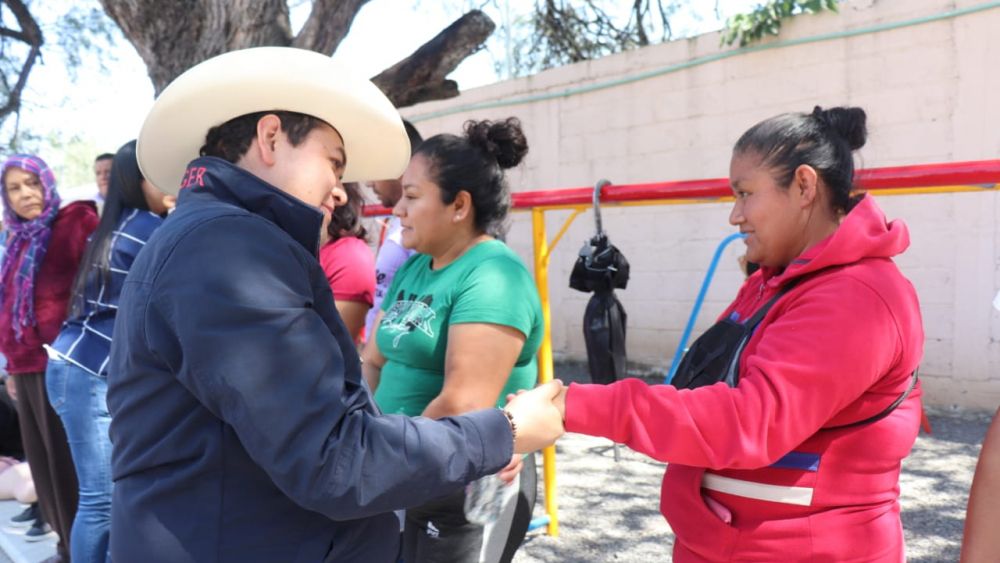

{"left": 566, "top": 195, "right": 924, "bottom": 562}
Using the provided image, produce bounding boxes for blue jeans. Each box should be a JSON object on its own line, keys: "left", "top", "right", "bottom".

{"left": 46, "top": 358, "right": 112, "bottom": 563}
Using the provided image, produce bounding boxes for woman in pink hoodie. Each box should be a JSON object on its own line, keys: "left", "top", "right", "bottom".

{"left": 510, "top": 106, "right": 924, "bottom": 562}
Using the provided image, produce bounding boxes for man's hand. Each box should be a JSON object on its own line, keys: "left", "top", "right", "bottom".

{"left": 505, "top": 380, "right": 566, "bottom": 454}
{"left": 553, "top": 382, "right": 567, "bottom": 422}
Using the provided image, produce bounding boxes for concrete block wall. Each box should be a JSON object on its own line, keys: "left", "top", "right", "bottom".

{"left": 403, "top": 0, "right": 1000, "bottom": 409}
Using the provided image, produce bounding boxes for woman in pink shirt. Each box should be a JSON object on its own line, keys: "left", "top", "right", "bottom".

{"left": 319, "top": 182, "right": 375, "bottom": 342}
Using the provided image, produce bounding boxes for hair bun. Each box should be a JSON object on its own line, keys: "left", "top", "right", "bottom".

{"left": 464, "top": 118, "right": 529, "bottom": 169}
{"left": 812, "top": 106, "right": 867, "bottom": 151}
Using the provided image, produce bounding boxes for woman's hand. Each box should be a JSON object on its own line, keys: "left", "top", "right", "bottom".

{"left": 505, "top": 380, "right": 566, "bottom": 453}
{"left": 553, "top": 383, "right": 567, "bottom": 422}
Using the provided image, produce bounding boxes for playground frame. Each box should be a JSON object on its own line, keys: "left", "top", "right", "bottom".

{"left": 365, "top": 159, "right": 1000, "bottom": 536}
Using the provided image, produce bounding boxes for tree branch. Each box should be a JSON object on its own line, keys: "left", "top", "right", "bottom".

{"left": 0, "top": 0, "right": 44, "bottom": 121}
{"left": 0, "top": 27, "right": 29, "bottom": 42}
{"left": 372, "top": 10, "right": 495, "bottom": 108}
{"left": 292, "top": 0, "right": 369, "bottom": 54}
{"left": 98, "top": 2, "right": 494, "bottom": 105}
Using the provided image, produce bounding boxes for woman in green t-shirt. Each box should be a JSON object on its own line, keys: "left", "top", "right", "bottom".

{"left": 362, "top": 118, "right": 543, "bottom": 563}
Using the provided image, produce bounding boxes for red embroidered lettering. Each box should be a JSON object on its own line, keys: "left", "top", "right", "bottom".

{"left": 180, "top": 168, "right": 194, "bottom": 190}
{"left": 180, "top": 166, "right": 207, "bottom": 190}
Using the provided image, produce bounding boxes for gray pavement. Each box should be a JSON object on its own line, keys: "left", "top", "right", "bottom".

{"left": 0, "top": 500, "right": 55, "bottom": 563}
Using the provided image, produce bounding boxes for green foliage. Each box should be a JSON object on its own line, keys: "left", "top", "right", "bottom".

{"left": 721, "top": 0, "right": 838, "bottom": 47}
{"left": 47, "top": 132, "right": 101, "bottom": 188}
{"left": 494, "top": 0, "right": 681, "bottom": 79}
{"left": 3, "top": 119, "right": 44, "bottom": 154}
{"left": 54, "top": 5, "right": 117, "bottom": 78}
{"left": 0, "top": 125, "right": 104, "bottom": 191}
{"left": 486, "top": 0, "right": 842, "bottom": 79}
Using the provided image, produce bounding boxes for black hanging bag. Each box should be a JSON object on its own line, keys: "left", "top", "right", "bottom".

{"left": 569, "top": 180, "right": 631, "bottom": 386}
{"left": 671, "top": 284, "right": 793, "bottom": 390}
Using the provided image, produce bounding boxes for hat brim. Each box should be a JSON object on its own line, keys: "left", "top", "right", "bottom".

{"left": 137, "top": 47, "right": 410, "bottom": 196}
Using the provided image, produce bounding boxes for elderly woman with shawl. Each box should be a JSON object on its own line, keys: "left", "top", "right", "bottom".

{"left": 0, "top": 154, "right": 98, "bottom": 562}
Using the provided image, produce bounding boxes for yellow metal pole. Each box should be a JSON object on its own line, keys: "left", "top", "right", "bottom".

{"left": 546, "top": 208, "right": 586, "bottom": 254}
{"left": 531, "top": 207, "right": 559, "bottom": 537}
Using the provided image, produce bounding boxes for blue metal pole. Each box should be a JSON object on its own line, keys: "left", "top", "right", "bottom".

{"left": 665, "top": 232, "right": 747, "bottom": 384}
{"left": 527, "top": 515, "right": 551, "bottom": 532}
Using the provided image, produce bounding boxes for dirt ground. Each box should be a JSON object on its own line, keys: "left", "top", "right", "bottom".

{"left": 513, "top": 370, "right": 991, "bottom": 562}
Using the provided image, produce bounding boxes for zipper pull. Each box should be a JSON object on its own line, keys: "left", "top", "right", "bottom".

{"left": 751, "top": 280, "right": 766, "bottom": 307}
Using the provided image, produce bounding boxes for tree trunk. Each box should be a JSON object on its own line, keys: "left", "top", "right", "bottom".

{"left": 100, "top": 0, "right": 292, "bottom": 95}
{"left": 100, "top": 0, "right": 495, "bottom": 108}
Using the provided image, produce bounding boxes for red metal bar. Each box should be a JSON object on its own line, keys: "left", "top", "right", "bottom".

{"left": 365, "top": 204, "right": 393, "bottom": 216}
{"left": 855, "top": 159, "right": 1000, "bottom": 189}
{"left": 512, "top": 178, "right": 733, "bottom": 208}
{"left": 363, "top": 159, "right": 1000, "bottom": 216}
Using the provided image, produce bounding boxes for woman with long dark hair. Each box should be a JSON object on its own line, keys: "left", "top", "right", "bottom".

{"left": 45, "top": 140, "right": 173, "bottom": 562}
{"left": 0, "top": 153, "right": 99, "bottom": 560}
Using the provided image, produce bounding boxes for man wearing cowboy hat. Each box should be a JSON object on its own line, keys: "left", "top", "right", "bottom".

{"left": 107, "top": 47, "right": 562, "bottom": 562}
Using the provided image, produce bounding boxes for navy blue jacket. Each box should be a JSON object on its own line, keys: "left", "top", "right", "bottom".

{"left": 107, "top": 157, "right": 513, "bottom": 562}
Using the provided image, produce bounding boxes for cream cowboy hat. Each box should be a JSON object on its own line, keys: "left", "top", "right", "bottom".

{"left": 137, "top": 47, "right": 410, "bottom": 195}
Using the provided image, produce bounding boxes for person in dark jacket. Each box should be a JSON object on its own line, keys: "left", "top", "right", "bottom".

{"left": 108, "top": 47, "right": 561, "bottom": 563}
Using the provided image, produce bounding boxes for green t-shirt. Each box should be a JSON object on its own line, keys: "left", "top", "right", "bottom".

{"left": 373, "top": 239, "right": 544, "bottom": 416}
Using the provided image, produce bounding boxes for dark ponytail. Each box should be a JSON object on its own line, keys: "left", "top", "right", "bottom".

{"left": 734, "top": 106, "right": 868, "bottom": 213}
{"left": 325, "top": 181, "right": 367, "bottom": 243}
{"left": 415, "top": 117, "right": 529, "bottom": 236}
{"left": 68, "top": 140, "right": 152, "bottom": 318}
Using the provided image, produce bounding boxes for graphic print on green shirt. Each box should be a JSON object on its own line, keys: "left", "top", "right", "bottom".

{"left": 381, "top": 293, "right": 436, "bottom": 348}
{"left": 374, "top": 240, "right": 544, "bottom": 416}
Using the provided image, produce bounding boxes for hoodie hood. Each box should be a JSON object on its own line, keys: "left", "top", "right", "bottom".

{"left": 759, "top": 194, "right": 909, "bottom": 288}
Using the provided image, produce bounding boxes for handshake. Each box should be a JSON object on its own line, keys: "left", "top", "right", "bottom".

{"left": 504, "top": 380, "right": 568, "bottom": 454}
